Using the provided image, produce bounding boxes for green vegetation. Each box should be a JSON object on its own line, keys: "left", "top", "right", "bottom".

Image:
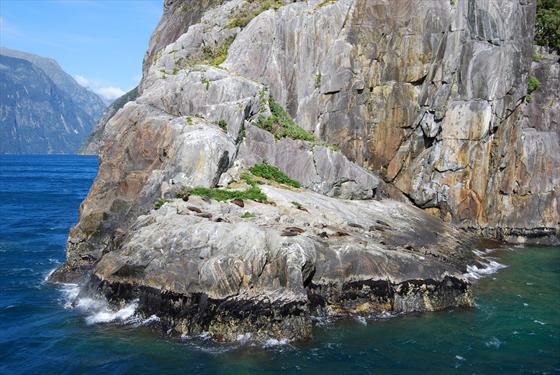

{"left": 450, "top": 0, "right": 456, "bottom": 6}
{"left": 154, "top": 198, "right": 169, "bottom": 210}
{"left": 240, "top": 171, "right": 257, "bottom": 186}
{"left": 291, "top": 201, "right": 304, "bottom": 210}
{"left": 317, "top": 0, "right": 337, "bottom": 8}
{"left": 185, "top": 116, "right": 193, "bottom": 125}
{"left": 241, "top": 211, "right": 255, "bottom": 219}
{"left": 177, "top": 186, "right": 267, "bottom": 203}
{"left": 226, "top": 0, "right": 284, "bottom": 29}
{"left": 193, "top": 35, "right": 236, "bottom": 67}
{"left": 217, "top": 119, "right": 228, "bottom": 132}
{"left": 528, "top": 75, "right": 541, "bottom": 94}
{"left": 315, "top": 73, "right": 322, "bottom": 89}
{"left": 532, "top": 52, "right": 544, "bottom": 61}
{"left": 255, "top": 96, "right": 316, "bottom": 142}
{"left": 249, "top": 163, "right": 301, "bottom": 188}
{"left": 201, "top": 78, "right": 210, "bottom": 90}
{"left": 535, "top": 0, "right": 560, "bottom": 53}
{"left": 526, "top": 75, "right": 541, "bottom": 102}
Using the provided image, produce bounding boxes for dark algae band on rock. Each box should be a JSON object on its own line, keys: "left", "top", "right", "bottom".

{"left": 50, "top": 0, "right": 558, "bottom": 342}
{"left": 90, "top": 275, "right": 472, "bottom": 342}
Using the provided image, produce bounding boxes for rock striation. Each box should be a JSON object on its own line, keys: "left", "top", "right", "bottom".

{"left": 53, "top": 0, "right": 558, "bottom": 341}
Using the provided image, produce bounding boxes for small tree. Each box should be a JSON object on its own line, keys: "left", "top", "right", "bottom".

{"left": 535, "top": 0, "right": 560, "bottom": 53}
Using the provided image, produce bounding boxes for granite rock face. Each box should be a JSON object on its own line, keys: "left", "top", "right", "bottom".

{"left": 80, "top": 87, "right": 138, "bottom": 155}
{"left": 53, "top": 0, "right": 558, "bottom": 341}
{"left": 221, "top": 0, "right": 558, "bottom": 242}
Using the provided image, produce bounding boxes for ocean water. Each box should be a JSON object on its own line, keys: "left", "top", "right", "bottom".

{"left": 0, "top": 155, "right": 559, "bottom": 374}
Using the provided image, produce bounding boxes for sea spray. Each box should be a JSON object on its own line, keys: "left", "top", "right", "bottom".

{"left": 57, "top": 283, "right": 139, "bottom": 325}
{"left": 465, "top": 248, "right": 508, "bottom": 280}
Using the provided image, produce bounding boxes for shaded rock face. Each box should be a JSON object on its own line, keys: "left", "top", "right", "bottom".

{"left": 53, "top": 0, "right": 557, "bottom": 340}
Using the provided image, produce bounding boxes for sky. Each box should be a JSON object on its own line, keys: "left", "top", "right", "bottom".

{"left": 0, "top": 0, "right": 163, "bottom": 102}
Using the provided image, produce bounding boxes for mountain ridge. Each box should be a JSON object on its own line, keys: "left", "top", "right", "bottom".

{"left": 0, "top": 47, "right": 106, "bottom": 154}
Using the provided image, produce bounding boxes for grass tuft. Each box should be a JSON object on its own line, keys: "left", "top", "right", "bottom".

{"left": 154, "top": 198, "right": 169, "bottom": 210}
{"left": 177, "top": 186, "right": 267, "bottom": 203}
{"left": 249, "top": 163, "right": 301, "bottom": 188}
{"left": 241, "top": 211, "right": 255, "bottom": 219}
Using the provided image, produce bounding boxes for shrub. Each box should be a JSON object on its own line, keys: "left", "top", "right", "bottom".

{"left": 291, "top": 201, "right": 303, "bottom": 209}
{"left": 177, "top": 186, "right": 267, "bottom": 203}
{"left": 190, "top": 35, "right": 236, "bottom": 67}
{"left": 226, "top": 0, "right": 284, "bottom": 29}
{"left": 315, "top": 73, "right": 322, "bottom": 89}
{"left": 250, "top": 163, "right": 301, "bottom": 188}
{"left": 255, "top": 96, "right": 315, "bottom": 142}
{"left": 241, "top": 211, "right": 255, "bottom": 219}
{"left": 217, "top": 119, "right": 228, "bottom": 131}
{"left": 535, "top": 0, "right": 560, "bottom": 53}
{"left": 154, "top": 198, "right": 169, "bottom": 210}
{"left": 528, "top": 75, "right": 541, "bottom": 95}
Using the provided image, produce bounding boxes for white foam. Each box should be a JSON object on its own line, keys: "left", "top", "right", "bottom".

{"left": 455, "top": 355, "right": 465, "bottom": 361}
{"left": 57, "top": 283, "right": 139, "bottom": 325}
{"left": 485, "top": 337, "right": 502, "bottom": 348}
{"left": 378, "top": 310, "right": 396, "bottom": 319}
{"left": 466, "top": 259, "right": 507, "bottom": 280}
{"left": 236, "top": 333, "right": 252, "bottom": 344}
{"left": 534, "top": 320, "right": 546, "bottom": 325}
{"left": 263, "top": 338, "right": 290, "bottom": 347}
{"left": 43, "top": 267, "right": 57, "bottom": 283}
{"left": 82, "top": 298, "right": 138, "bottom": 325}
{"left": 355, "top": 316, "right": 367, "bottom": 326}
{"left": 59, "top": 283, "right": 80, "bottom": 308}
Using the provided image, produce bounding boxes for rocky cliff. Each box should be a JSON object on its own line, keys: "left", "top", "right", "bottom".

{"left": 80, "top": 86, "right": 138, "bottom": 155}
{"left": 0, "top": 48, "right": 106, "bottom": 154}
{"left": 52, "top": 0, "right": 559, "bottom": 341}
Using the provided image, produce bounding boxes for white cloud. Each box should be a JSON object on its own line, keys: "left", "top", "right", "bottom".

{"left": 96, "top": 86, "right": 126, "bottom": 101}
{"left": 74, "top": 74, "right": 125, "bottom": 102}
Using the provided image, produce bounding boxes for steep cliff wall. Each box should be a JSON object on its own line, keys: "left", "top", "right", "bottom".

{"left": 220, "top": 0, "right": 557, "bottom": 242}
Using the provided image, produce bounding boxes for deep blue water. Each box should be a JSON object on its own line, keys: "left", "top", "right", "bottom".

{"left": 0, "top": 155, "right": 559, "bottom": 374}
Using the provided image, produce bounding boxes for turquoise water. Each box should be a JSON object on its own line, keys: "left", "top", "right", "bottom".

{"left": 0, "top": 155, "right": 558, "bottom": 374}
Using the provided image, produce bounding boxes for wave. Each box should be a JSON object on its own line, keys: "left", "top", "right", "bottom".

{"left": 465, "top": 248, "right": 507, "bottom": 280}
{"left": 43, "top": 267, "right": 57, "bottom": 283}
{"left": 57, "top": 283, "right": 139, "bottom": 325}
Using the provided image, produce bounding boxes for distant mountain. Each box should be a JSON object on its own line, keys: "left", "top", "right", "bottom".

{"left": 0, "top": 48, "right": 106, "bottom": 154}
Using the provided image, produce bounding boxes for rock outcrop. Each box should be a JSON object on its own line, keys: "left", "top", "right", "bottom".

{"left": 80, "top": 86, "right": 138, "bottom": 155}
{"left": 53, "top": 0, "right": 558, "bottom": 341}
